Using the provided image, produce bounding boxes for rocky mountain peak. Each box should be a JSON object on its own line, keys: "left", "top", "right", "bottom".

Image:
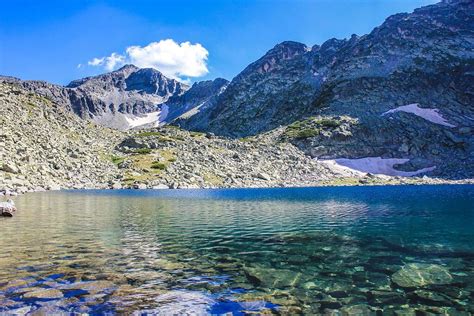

{"left": 117, "top": 64, "right": 139, "bottom": 72}
{"left": 261, "top": 41, "right": 308, "bottom": 65}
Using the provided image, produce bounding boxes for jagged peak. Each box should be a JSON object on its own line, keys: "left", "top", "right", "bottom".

{"left": 115, "top": 64, "right": 139, "bottom": 72}
{"left": 442, "top": 0, "right": 472, "bottom": 4}
{"left": 273, "top": 41, "right": 307, "bottom": 50}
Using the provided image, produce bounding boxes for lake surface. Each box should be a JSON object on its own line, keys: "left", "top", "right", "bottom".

{"left": 0, "top": 185, "right": 473, "bottom": 314}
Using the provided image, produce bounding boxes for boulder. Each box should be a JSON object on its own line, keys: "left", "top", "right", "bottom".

{"left": 391, "top": 263, "right": 452, "bottom": 288}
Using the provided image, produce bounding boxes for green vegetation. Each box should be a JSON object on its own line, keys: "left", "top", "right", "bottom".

{"left": 315, "top": 118, "right": 340, "bottom": 128}
{"left": 150, "top": 162, "right": 167, "bottom": 170}
{"left": 190, "top": 131, "right": 205, "bottom": 137}
{"left": 295, "top": 129, "right": 319, "bottom": 139}
{"left": 284, "top": 116, "right": 352, "bottom": 139}
{"left": 110, "top": 155, "right": 125, "bottom": 165}
{"left": 203, "top": 172, "right": 224, "bottom": 186}
{"left": 239, "top": 137, "right": 255, "bottom": 142}
{"left": 164, "top": 125, "right": 181, "bottom": 130}
{"left": 133, "top": 148, "right": 152, "bottom": 154}
{"left": 136, "top": 131, "right": 163, "bottom": 137}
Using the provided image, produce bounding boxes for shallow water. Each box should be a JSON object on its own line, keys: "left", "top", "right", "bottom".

{"left": 0, "top": 185, "right": 473, "bottom": 314}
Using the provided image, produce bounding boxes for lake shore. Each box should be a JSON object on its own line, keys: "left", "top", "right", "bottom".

{"left": 2, "top": 176, "right": 473, "bottom": 197}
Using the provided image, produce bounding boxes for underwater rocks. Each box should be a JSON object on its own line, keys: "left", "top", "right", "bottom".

{"left": 23, "top": 288, "right": 64, "bottom": 299}
{"left": 392, "top": 263, "right": 453, "bottom": 288}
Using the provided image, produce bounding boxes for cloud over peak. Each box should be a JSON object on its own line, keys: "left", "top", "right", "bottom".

{"left": 86, "top": 39, "right": 209, "bottom": 81}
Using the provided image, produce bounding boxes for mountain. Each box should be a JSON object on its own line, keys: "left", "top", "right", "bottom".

{"left": 177, "top": 0, "right": 474, "bottom": 178}
{"left": 161, "top": 78, "right": 229, "bottom": 124}
{"left": 1, "top": 65, "right": 189, "bottom": 130}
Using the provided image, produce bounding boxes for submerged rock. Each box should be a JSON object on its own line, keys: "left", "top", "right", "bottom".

{"left": 243, "top": 266, "right": 303, "bottom": 288}
{"left": 23, "top": 288, "right": 63, "bottom": 299}
{"left": 391, "top": 263, "right": 452, "bottom": 288}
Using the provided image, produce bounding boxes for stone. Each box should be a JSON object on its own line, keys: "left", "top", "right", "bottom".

{"left": 23, "top": 288, "right": 64, "bottom": 299}
{"left": 412, "top": 290, "right": 452, "bottom": 305}
{"left": 133, "top": 183, "right": 147, "bottom": 190}
{"left": 340, "top": 305, "right": 372, "bottom": 315}
{"left": 391, "top": 263, "right": 452, "bottom": 288}
{"left": 61, "top": 280, "right": 116, "bottom": 294}
{"left": 1, "top": 163, "right": 19, "bottom": 174}
{"left": 152, "top": 184, "right": 169, "bottom": 190}
{"left": 111, "top": 182, "right": 122, "bottom": 189}
{"left": 255, "top": 173, "right": 271, "bottom": 181}
{"left": 48, "top": 184, "right": 61, "bottom": 191}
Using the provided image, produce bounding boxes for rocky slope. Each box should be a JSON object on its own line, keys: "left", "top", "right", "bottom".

{"left": 1, "top": 83, "right": 470, "bottom": 196}
{"left": 178, "top": 0, "right": 474, "bottom": 179}
{"left": 0, "top": 82, "right": 121, "bottom": 194}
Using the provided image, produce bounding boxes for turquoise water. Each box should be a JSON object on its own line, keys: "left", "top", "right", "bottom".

{"left": 0, "top": 185, "right": 473, "bottom": 314}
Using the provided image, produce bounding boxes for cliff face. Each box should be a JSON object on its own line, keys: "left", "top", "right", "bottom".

{"left": 160, "top": 78, "right": 229, "bottom": 124}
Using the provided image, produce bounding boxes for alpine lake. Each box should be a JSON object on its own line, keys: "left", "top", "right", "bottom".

{"left": 0, "top": 185, "right": 473, "bottom": 314}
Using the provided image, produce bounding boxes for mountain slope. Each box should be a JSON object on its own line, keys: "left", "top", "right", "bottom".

{"left": 1, "top": 65, "right": 189, "bottom": 130}
{"left": 163, "top": 78, "right": 229, "bottom": 124}
{"left": 180, "top": 0, "right": 473, "bottom": 137}
{"left": 177, "top": 0, "right": 474, "bottom": 178}
{"left": 0, "top": 81, "right": 121, "bottom": 193}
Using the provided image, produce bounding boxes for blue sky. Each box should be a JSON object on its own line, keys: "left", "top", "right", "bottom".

{"left": 0, "top": 0, "right": 438, "bottom": 85}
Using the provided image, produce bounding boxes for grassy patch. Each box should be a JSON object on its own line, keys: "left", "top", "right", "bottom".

{"left": 110, "top": 155, "right": 125, "bottom": 165}
{"left": 190, "top": 131, "right": 205, "bottom": 137}
{"left": 136, "top": 131, "right": 163, "bottom": 137}
{"left": 150, "top": 162, "right": 166, "bottom": 170}
{"left": 133, "top": 148, "right": 152, "bottom": 154}
{"left": 284, "top": 116, "right": 352, "bottom": 139}
{"left": 165, "top": 125, "right": 181, "bottom": 130}
{"left": 315, "top": 118, "right": 340, "bottom": 128}
{"left": 295, "top": 129, "right": 319, "bottom": 139}
{"left": 239, "top": 137, "right": 255, "bottom": 142}
{"left": 203, "top": 172, "right": 224, "bottom": 186}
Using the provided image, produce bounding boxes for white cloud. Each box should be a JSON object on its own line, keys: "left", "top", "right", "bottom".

{"left": 87, "top": 52, "right": 125, "bottom": 71}
{"left": 86, "top": 39, "right": 209, "bottom": 81}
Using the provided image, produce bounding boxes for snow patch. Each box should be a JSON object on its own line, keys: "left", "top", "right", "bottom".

{"left": 125, "top": 111, "right": 160, "bottom": 128}
{"left": 321, "top": 157, "right": 436, "bottom": 177}
{"left": 93, "top": 111, "right": 162, "bottom": 130}
{"left": 382, "top": 103, "right": 456, "bottom": 127}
